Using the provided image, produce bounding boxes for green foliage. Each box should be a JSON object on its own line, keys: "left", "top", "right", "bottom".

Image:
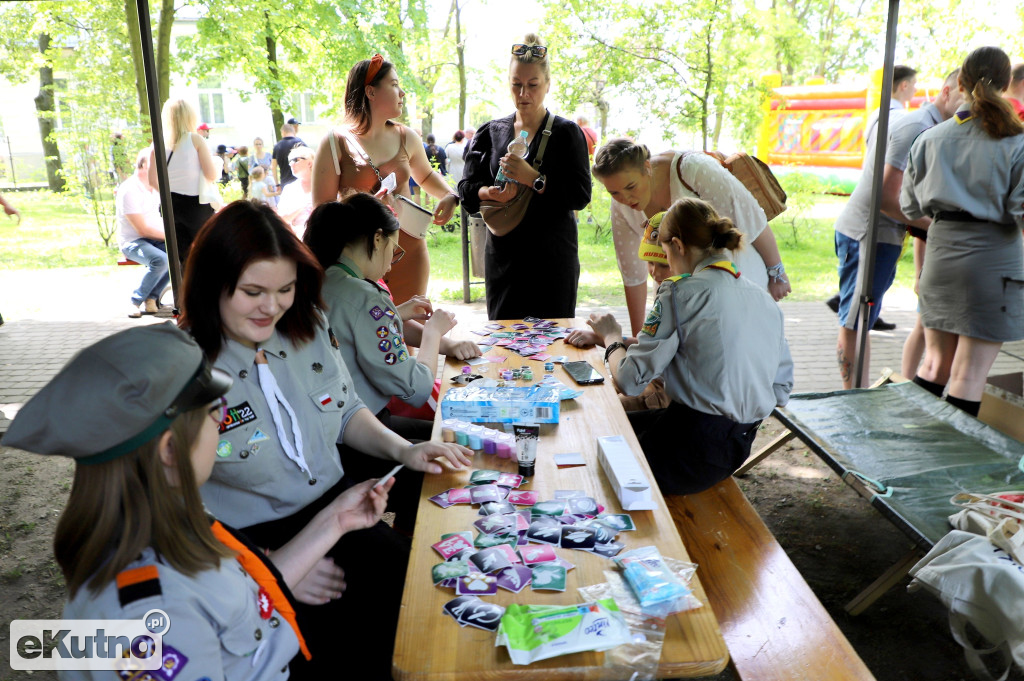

{"left": 775, "top": 171, "right": 840, "bottom": 247}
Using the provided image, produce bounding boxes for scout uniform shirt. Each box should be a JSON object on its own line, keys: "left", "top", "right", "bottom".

{"left": 200, "top": 317, "right": 366, "bottom": 528}
{"left": 615, "top": 256, "right": 794, "bottom": 424}
{"left": 62, "top": 530, "right": 304, "bottom": 681}
{"left": 321, "top": 256, "right": 434, "bottom": 415}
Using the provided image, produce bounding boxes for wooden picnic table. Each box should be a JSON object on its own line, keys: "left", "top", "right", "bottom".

{"left": 392, "top": 318, "right": 728, "bottom": 680}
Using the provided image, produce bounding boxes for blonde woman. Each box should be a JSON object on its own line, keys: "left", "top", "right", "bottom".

{"left": 148, "top": 99, "right": 219, "bottom": 261}
{"left": 312, "top": 54, "right": 459, "bottom": 305}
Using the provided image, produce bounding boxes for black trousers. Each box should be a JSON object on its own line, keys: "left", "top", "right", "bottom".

{"left": 628, "top": 400, "right": 761, "bottom": 495}
{"left": 337, "top": 408, "right": 431, "bottom": 532}
{"left": 169, "top": 192, "right": 214, "bottom": 264}
{"left": 241, "top": 476, "right": 410, "bottom": 681}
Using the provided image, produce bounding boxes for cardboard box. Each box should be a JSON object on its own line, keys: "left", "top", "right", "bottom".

{"left": 440, "top": 385, "right": 560, "bottom": 424}
{"left": 596, "top": 435, "right": 657, "bottom": 511}
{"left": 979, "top": 372, "right": 1024, "bottom": 443}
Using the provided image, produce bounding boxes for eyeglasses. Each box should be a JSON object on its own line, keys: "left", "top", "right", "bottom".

{"left": 389, "top": 236, "right": 405, "bottom": 265}
{"left": 208, "top": 396, "right": 227, "bottom": 426}
{"left": 511, "top": 44, "right": 547, "bottom": 59}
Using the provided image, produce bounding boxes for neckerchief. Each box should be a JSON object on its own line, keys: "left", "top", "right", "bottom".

{"left": 254, "top": 350, "right": 310, "bottom": 479}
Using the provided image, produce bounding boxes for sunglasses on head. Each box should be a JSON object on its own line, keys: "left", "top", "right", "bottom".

{"left": 511, "top": 44, "right": 547, "bottom": 59}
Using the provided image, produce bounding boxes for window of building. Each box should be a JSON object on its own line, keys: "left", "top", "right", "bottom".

{"left": 290, "top": 92, "right": 319, "bottom": 124}
{"left": 198, "top": 77, "right": 226, "bottom": 125}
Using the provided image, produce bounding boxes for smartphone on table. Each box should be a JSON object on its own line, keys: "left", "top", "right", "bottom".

{"left": 563, "top": 361, "right": 605, "bottom": 386}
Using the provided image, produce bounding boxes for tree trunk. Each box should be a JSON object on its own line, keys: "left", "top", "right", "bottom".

{"left": 263, "top": 20, "right": 284, "bottom": 141}
{"left": 156, "top": 0, "right": 175, "bottom": 108}
{"left": 124, "top": 0, "right": 151, "bottom": 125}
{"left": 711, "top": 101, "right": 725, "bottom": 149}
{"left": 34, "top": 33, "right": 65, "bottom": 193}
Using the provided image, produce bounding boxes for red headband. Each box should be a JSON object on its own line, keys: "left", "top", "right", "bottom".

{"left": 365, "top": 54, "right": 385, "bottom": 87}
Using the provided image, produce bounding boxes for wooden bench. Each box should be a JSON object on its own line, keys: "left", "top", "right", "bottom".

{"left": 667, "top": 479, "right": 876, "bottom": 681}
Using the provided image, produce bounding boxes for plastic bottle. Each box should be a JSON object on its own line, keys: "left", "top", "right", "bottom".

{"left": 495, "top": 131, "right": 529, "bottom": 185}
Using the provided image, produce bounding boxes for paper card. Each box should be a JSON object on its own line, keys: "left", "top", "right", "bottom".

{"left": 514, "top": 514, "right": 530, "bottom": 533}
{"left": 441, "top": 531, "right": 474, "bottom": 543}
{"left": 490, "top": 332, "right": 515, "bottom": 338}
{"left": 533, "top": 321, "right": 555, "bottom": 328}
{"left": 469, "top": 469, "right": 502, "bottom": 485}
{"left": 458, "top": 600, "right": 506, "bottom": 631}
{"left": 558, "top": 514, "right": 592, "bottom": 525}
{"left": 517, "top": 531, "right": 528, "bottom": 546}
{"left": 477, "top": 501, "right": 515, "bottom": 518}
{"left": 485, "top": 323, "right": 506, "bottom": 330}
{"left": 493, "top": 543, "right": 522, "bottom": 565}
{"left": 511, "top": 323, "right": 529, "bottom": 330}
{"left": 553, "top": 557, "right": 575, "bottom": 571}
{"left": 429, "top": 490, "right": 456, "bottom": 508}
{"left": 433, "top": 534, "right": 473, "bottom": 560}
{"left": 560, "top": 525, "right": 597, "bottom": 550}
{"left": 456, "top": 572, "right": 498, "bottom": 596}
{"left": 471, "top": 547, "right": 514, "bottom": 574}
{"left": 582, "top": 519, "right": 617, "bottom": 544}
{"left": 446, "top": 488, "right": 472, "bottom": 504}
{"left": 495, "top": 472, "right": 524, "bottom": 489}
{"left": 470, "top": 330, "right": 492, "bottom": 337}
{"left": 477, "top": 338, "right": 497, "bottom": 346}
{"left": 465, "top": 356, "right": 489, "bottom": 366}
{"left": 529, "top": 353, "right": 552, "bottom": 362}
{"left": 532, "top": 500, "right": 567, "bottom": 516}
{"left": 432, "top": 561, "right": 470, "bottom": 586}
{"left": 520, "top": 544, "right": 558, "bottom": 565}
{"left": 516, "top": 348, "right": 539, "bottom": 357}
{"left": 522, "top": 316, "right": 544, "bottom": 323}
{"left": 554, "top": 489, "right": 588, "bottom": 499}
{"left": 446, "top": 547, "right": 477, "bottom": 563}
{"left": 474, "top": 513, "right": 516, "bottom": 535}
{"left": 598, "top": 514, "right": 636, "bottom": 532}
{"left": 530, "top": 564, "right": 567, "bottom": 591}
{"left": 440, "top": 578, "right": 459, "bottom": 588}
{"left": 591, "top": 541, "right": 626, "bottom": 558}
{"left": 551, "top": 355, "right": 570, "bottom": 364}
{"left": 495, "top": 565, "right": 532, "bottom": 593}
{"left": 487, "top": 355, "right": 508, "bottom": 363}
{"left": 507, "top": 490, "right": 539, "bottom": 506}
{"left": 554, "top": 452, "right": 587, "bottom": 467}
{"left": 474, "top": 532, "right": 515, "bottom": 549}
{"left": 566, "top": 496, "right": 599, "bottom": 517}
{"left": 470, "top": 484, "right": 502, "bottom": 504}
{"left": 443, "top": 595, "right": 481, "bottom": 625}
{"left": 525, "top": 521, "right": 562, "bottom": 545}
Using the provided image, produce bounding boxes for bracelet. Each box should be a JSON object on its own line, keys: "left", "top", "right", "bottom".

{"left": 766, "top": 262, "right": 786, "bottom": 283}
{"left": 604, "top": 341, "right": 626, "bottom": 363}
{"left": 447, "top": 193, "right": 460, "bottom": 205}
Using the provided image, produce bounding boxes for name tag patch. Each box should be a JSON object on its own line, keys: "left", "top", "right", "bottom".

{"left": 220, "top": 401, "right": 257, "bottom": 433}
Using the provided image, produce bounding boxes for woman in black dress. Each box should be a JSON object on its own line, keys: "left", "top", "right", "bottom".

{"left": 459, "top": 33, "right": 591, "bottom": 320}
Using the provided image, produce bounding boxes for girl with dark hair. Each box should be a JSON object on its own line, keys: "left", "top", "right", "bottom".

{"left": 5, "top": 323, "right": 392, "bottom": 681}
{"left": 901, "top": 46, "right": 1024, "bottom": 416}
{"left": 180, "top": 200, "right": 472, "bottom": 679}
{"left": 459, "top": 32, "right": 592, "bottom": 320}
{"left": 588, "top": 198, "right": 793, "bottom": 495}
{"left": 304, "top": 194, "right": 467, "bottom": 528}
{"left": 311, "top": 55, "right": 460, "bottom": 306}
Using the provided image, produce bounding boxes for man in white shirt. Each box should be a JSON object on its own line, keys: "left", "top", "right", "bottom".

{"left": 116, "top": 149, "right": 168, "bottom": 318}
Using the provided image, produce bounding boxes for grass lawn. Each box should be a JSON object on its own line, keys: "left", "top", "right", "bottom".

{"left": 1, "top": 188, "right": 915, "bottom": 305}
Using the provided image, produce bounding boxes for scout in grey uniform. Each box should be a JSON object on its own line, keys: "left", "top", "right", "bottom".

{"left": 901, "top": 47, "right": 1024, "bottom": 416}
{"left": 3, "top": 325, "right": 307, "bottom": 681}
{"left": 591, "top": 198, "right": 793, "bottom": 495}
{"left": 180, "top": 200, "right": 471, "bottom": 681}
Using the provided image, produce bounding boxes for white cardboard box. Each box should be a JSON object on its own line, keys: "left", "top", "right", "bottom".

{"left": 597, "top": 435, "right": 657, "bottom": 511}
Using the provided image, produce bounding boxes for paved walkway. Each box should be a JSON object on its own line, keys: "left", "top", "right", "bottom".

{"left": 3, "top": 267, "right": 1024, "bottom": 433}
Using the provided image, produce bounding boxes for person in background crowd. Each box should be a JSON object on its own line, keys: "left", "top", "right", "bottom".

{"left": 311, "top": 53, "right": 459, "bottom": 305}
{"left": 576, "top": 115, "right": 598, "bottom": 157}
{"left": 278, "top": 146, "right": 315, "bottom": 238}
{"left": 460, "top": 33, "right": 591, "bottom": 320}
{"left": 197, "top": 122, "right": 211, "bottom": 139}
{"left": 592, "top": 137, "right": 790, "bottom": 336}
{"left": 901, "top": 46, "right": 1024, "bottom": 416}
{"left": 591, "top": 198, "right": 793, "bottom": 495}
{"left": 288, "top": 117, "right": 303, "bottom": 137}
{"left": 444, "top": 130, "right": 467, "bottom": 182}
{"left": 232, "top": 145, "right": 251, "bottom": 196}
{"left": 5, "top": 322, "right": 394, "bottom": 681}
{"left": 179, "top": 200, "right": 472, "bottom": 679}
{"left": 0, "top": 191, "right": 22, "bottom": 326}
{"left": 424, "top": 133, "right": 448, "bottom": 176}
{"left": 249, "top": 165, "right": 281, "bottom": 207}
{"left": 250, "top": 136, "right": 273, "bottom": 171}
{"left": 272, "top": 123, "right": 307, "bottom": 188}
{"left": 149, "top": 98, "right": 218, "bottom": 263}
{"left": 117, "top": 149, "right": 168, "bottom": 318}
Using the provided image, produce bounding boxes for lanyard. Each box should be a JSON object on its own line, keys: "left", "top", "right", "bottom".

{"left": 331, "top": 262, "right": 360, "bottom": 279}
{"left": 254, "top": 350, "right": 310, "bottom": 479}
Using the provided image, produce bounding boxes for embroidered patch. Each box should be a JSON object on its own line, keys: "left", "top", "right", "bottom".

{"left": 312, "top": 362, "right": 323, "bottom": 374}
{"left": 151, "top": 644, "right": 189, "bottom": 681}
{"left": 383, "top": 308, "right": 396, "bottom": 318}
{"left": 389, "top": 321, "right": 400, "bottom": 334}
{"left": 384, "top": 352, "right": 397, "bottom": 365}
{"left": 391, "top": 335, "right": 404, "bottom": 348}
{"left": 369, "top": 306, "right": 385, "bottom": 320}
{"left": 115, "top": 565, "right": 161, "bottom": 607}
{"left": 220, "top": 401, "right": 256, "bottom": 433}
{"left": 318, "top": 393, "right": 332, "bottom": 406}
{"left": 378, "top": 339, "right": 392, "bottom": 352}
{"left": 397, "top": 349, "right": 409, "bottom": 363}
{"left": 247, "top": 429, "right": 269, "bottom": 445}
{"left": 216, "top": 441, "right": 232, "bottom": 458}
{"left": 376, "top": 325, "right": 389, "bottom": 338}
{"left": 640, "top": 298, "right": 663, "bottom": 337}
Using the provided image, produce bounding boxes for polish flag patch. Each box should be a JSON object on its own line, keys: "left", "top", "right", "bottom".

{"left": 319, "top": 394, "right": 332, "bottom": 406}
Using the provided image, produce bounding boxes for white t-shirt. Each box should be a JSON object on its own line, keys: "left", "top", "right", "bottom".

{"left": 115, "top": 175, "right": 161, "bottom": 246}
{"left": 277, "top": 181, "right": 312, "bottom": 238}
{"left": 444, "top": 141, "right": 466, "bottom": 181}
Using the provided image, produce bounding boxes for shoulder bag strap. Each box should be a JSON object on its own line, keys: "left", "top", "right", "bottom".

{"left": 328, "top": 127, "right": 343, "bottom": 176}
{"left": 675, "top": 152, "right": 698, "bottom": 197}
{"left": 531, "top": 112, "right": 557, "bottom": 170}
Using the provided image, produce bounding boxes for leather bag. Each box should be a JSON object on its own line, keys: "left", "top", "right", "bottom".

{"left": 480, "top": 113, "right": 555, "bottom": 235}
{"left": 677, "top": 151, "right": 788, "bottom": 222}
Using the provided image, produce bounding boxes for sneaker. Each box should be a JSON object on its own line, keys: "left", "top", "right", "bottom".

{"left": 872, "top": 317, "right": 896, "bottom": 331}
{"left": 143, "top": 299, "right": 159, "bottom": 315}
{"left": 825, "top": 294, "right": 840, "bottom": 313}
{"left": 128, "top": 304, "right": 143, "bottom": 318}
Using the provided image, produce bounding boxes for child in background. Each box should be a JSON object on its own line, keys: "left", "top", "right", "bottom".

{"left": 249, "top": 165, "right": 280, "bottom": 206}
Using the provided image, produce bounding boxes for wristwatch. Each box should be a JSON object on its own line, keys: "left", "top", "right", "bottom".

{"left": 532, "top": 174, "right": 546, "bottom": 192}
{"left": 766, "top": 262, "right": 787, "bottom": 283}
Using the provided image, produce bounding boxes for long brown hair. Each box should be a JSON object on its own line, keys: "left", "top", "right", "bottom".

{"left": 661, "top": 198, "right": 744, "bottom": 255}
{"left": 960, "top": 46, "right": 1024, "bottom": 139}
{"left": 344, "top": 56, "right": 396, "bottom": 136}
{"left": 54, "top": 409, "right": 231, "bottom": 598}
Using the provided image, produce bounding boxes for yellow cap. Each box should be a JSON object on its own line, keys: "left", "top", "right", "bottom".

{"left": 637, "top": 212, "right": 668, "bottom": 265}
